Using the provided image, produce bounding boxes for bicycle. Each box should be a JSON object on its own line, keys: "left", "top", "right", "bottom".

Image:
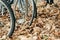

{"left": 0, "top": 0, "right": 37, "bottom": 37}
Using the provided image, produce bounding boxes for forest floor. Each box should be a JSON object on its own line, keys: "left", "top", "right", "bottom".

{"left": 0, "top": 1, "right": 60, "bottom": 40}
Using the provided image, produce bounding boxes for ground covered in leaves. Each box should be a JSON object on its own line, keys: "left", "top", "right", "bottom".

{"left": 0, "top": 0, "right": 60, "bottom": 40}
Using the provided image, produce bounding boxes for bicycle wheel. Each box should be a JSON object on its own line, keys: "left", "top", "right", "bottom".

{"left": 17, "top": 0, "right": 37, "bottom": 26}
{"left": 0, "top": 0, "right": 15, "bottom": 37}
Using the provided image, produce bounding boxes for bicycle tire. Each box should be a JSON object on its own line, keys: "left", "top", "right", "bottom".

{"left": 29, "top": 0, "right": 37, "bottom": 26}
{"left": 24, "top": 0, "right": 37, "bottom": 26}
{"left": 17, "top": 0, "right": 37, "bottom": 26}
{"left": 0, "top": 0, "right": 15, "bottom": 37}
